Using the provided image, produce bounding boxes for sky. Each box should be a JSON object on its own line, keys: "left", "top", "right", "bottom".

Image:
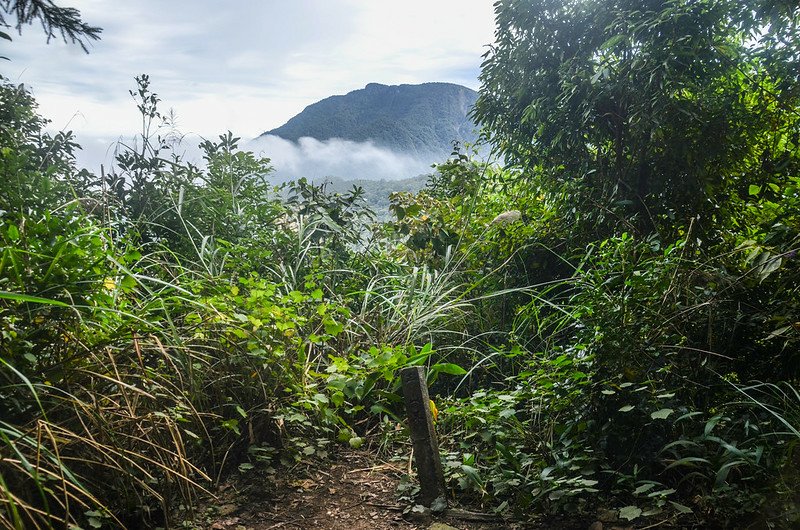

{"left": 3, "top": 1, "right": 496, "bottom": 176}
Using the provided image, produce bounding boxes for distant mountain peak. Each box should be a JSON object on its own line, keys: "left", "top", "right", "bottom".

{"left": 261, "top": 82, "right": 479, "bottom": 159}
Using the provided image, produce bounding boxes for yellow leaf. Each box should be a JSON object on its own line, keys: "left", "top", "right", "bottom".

{"left": 429, "top": 399, "right": 439, "bottom": 421}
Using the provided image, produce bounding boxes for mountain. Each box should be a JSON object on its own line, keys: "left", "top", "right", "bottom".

{"left": 261, "top": 82, "right": 479, "bottom": 159}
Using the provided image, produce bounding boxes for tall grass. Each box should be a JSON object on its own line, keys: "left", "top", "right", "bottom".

{"left": 733, "top": 381, "right": 800, "bottom": 439}
{"left": 0, "top": 199, "right": 288, "bottom": 527}
{"left": 0, "top": 282, "right": 219, "bottom": 528}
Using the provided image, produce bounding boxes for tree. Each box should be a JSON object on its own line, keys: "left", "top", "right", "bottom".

{"left": 0, "top": 0, "right": 101, "bottom": 53}
{"left": 473, "top": 0, "right": 800, "bottom": 234}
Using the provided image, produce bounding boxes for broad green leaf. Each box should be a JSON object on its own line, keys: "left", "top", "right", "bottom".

{"left": 618, "top": 506, "right": 642, "bottom": 521}
{"left": 330, "top": 391, "right": 345, "bottom": 407}
{"left": 324, "top": 320, "right": 344, "bottom": 336}
{"left": 633, "top": 483, "right": 656, "bottom": 495}
{"left": 651, "top": 408, "right": 674, "bottom": 420}
{"left": 430, "top": 363, "right": 467, "bottom": 376}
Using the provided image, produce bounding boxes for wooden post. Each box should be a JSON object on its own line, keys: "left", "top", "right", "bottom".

{"left": 401, "top": 366, "right": 446, "bottom": 506}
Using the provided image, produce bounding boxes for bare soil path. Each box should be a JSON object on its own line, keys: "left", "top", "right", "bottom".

{"left": 188, "top": 450, "right": 584, "bottom": 530}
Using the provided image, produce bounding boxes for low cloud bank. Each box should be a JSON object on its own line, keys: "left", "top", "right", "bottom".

{"left": 70, "top": 133, "right": 442, "bottom": 183}
{"left": 247, "top": 135, "right": 435, "bottom": 181}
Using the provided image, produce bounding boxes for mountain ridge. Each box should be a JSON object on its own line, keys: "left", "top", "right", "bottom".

{"left": 261, "top": 82, "right": 479, "bottom": 159}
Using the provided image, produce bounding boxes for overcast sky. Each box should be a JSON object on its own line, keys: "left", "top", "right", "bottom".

{"left": 4, "top": 1, "right": 496, "bottom": 173}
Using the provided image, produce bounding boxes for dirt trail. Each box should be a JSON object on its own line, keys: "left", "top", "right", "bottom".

{"left": 191, "top": 450, "right": 552, "bottom": 530}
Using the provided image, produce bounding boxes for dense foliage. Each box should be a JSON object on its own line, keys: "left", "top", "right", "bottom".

{"left": 2, "top": 1, "right": 799, "bottom": 529}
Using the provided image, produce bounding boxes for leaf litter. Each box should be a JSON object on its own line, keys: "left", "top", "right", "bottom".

{"left": 186, "top": 449, "right": 577, "bottom": 529}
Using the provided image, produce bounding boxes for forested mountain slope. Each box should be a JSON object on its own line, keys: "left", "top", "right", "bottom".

{"left": 262, "top": 82, "right": 478, "bottom": 158}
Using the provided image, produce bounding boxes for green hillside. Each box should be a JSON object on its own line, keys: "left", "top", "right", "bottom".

{"left": 317, "top": 174, "right": 428, "bottom": 219}
{"left": 262, "top": 82, "right": 478, "bottom": 157}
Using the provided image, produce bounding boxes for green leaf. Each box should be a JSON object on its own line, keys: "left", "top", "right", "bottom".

{"left": 337, "top": 429, "right": 352, "bottom": 442}
{"left": 757, "top": 254, "right": 782, "bottom": 282}
{"left": 748, "top": 184, "right": 761, "bottom": 196}
{"left": 670, "top": 501, "right": 693, "bottom": 514}
{"left": 6, "top": 224, "right": 19, "bottom": 240}
{"left": 430, "top": 362, "right": 467, "bottom": 376}
{"left": 324, "top": 320, "right": 344, "bottom": 336}
{"left": 633, "top": 483, "right": 656, "bottom": 495}
{"left": 120, "top": 275, "right": 137, "bottom": 291}
{"left": 619, "top": 405, "right": 635, "bottom": 412}
{"left": 648, "top": 488, "right": 676, "bottom": 498}
{"left": 221, "top": 418, "right": 240, "bottom": 435}
{"left": 330, "top": 391, "right": 345, "bottom": 407}
{"left": 183, "top": 428, "right": 200, "bottom": 440}
{"left": 618, "top": 505, "right": 642, "bottom": 521}
{"left": 600, "top": 34, "right": 626, "bottom": 50}
{"left": 664, "top": 456, "right": 710, "bottom": 471}
{"left": 651, "top": 408, "right": 674, "bottom": 420}
{"left": 0, "top": 291, "right": 68, "bottom": 307}
{"left": 405, "top": 204, "right": 422, "bottom": 217}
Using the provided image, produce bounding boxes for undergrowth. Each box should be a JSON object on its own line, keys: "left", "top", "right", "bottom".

{"left": 3, "top": 1, "right": 800, "bottom": 527}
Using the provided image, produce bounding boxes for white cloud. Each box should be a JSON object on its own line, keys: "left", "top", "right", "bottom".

{"left": 71, "top": 133, "right": 437, "bottom": 182}
{"left": 249, "top": 135, "right": 434, "bottom": 181}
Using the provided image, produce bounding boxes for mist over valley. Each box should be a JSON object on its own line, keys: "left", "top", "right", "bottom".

{"left": 252, "top": 81, "right": 479, "bottom": 182}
